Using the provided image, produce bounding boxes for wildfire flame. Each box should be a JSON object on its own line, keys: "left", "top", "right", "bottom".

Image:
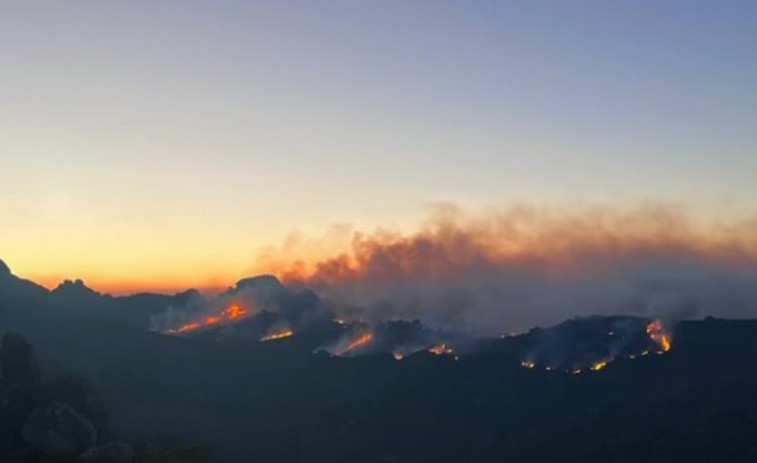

{"left": 520, "top": 319, "right": 674, "bottom": 373}
{"left": 337, "top": 332, "right": 374, "bottom": 356}
{"left": 173, "top": 322, "right": 202, "bottom": 333}
{"left": 392, "top": 352, "right": 404, "bottom": 361}
{"left": 260, "top": 329, "right": 294, "bottom": 342}
{"left": 521, "top": 360, "right": 536, "bottom": 369}
{"left": 167, "top": 304, "right": 251, "bottom": 334}
{"left": 590, "top": 359, "right": 609, "bottom": 371}
{"left": 428, "top": 343, "right": 455, "bottom": 356}
{"left": 646, "top": 319, "right": 672, "bottom": 353}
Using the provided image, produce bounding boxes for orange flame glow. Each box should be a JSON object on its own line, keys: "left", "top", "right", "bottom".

{"left": 167, "top": 304, "right": 251, "bottom": 334}
{"left": 646, "top": 319, "right": 672, "bottom": 353}
{"left": 174, "top": 322, "right": 201, "bottom": 333}
{"left": 590, "top": 359, "right": 610, "bottom": 371}
{"left": 521, "top": 319, "right": 673, "bottom": 373}
{"left": 260, "top": 329, "right": 294, "bottom": 342}
{"left": 337, "top": 332, "right": 374, "bottom": 355}
{"left": 225, "top": 304, "right": 247, "bottom": 319}
{"left": 428, "top": 343, "right": 455, "bottom": 356}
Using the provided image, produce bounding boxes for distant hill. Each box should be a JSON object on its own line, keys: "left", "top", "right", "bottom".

{"left": 1, "top": 259, "right": 756, "bottom": 462}
{"left": 0, "top": 259, "right": 200, "bottom": 330}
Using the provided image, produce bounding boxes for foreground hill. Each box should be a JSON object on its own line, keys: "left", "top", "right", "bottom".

{"left": 1, "top": 260, "right": 756, "bottom": 462}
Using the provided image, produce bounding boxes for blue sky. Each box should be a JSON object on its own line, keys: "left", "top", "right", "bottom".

{"left": 1, "top": 1, "right": 755, "bottom": 288}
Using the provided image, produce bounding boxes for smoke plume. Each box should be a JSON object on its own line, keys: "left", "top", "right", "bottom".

{"left": 256, "top": 204, "right": 757, "bottom": 334}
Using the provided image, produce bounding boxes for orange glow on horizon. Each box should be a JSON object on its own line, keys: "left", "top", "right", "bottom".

{"left": 5, "top": 205, "right": 757, "bottom": 296}
{"left": 24, "top": 273, "right": 230, "bottom": 296}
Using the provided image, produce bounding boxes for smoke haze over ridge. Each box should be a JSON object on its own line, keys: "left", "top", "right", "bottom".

{"left": 254, "top": 203, "right": 757, "bottom": 333}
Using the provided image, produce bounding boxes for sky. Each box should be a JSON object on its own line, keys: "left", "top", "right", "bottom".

{"left": 1, "top": 1, "right": 756, "bottom": 292}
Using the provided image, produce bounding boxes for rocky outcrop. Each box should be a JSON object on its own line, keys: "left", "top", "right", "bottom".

{"left": 0, "top": 259, "right": 11, "bottom": 278}
{"left": 51, "top": 279, "right": 104, "bottom": 307}
{"left": 40, "top": 372, "right": 109, "bottom": 440}
{"left": 0, "top": 260, "right": 49, "bottom": 301}
{"left": 79, "top": 441, "right": 136, "bottom": 462}
{"left": 1, "top": 332, "right": 41, "bottom": 385}
{"left": 22, "top": 401, "right": 97, "bottom": 457}
{"left": 0, "top": 333, "right": 134, "bottom": 462}
{"left": 0, "top": 332, "right": 41, "bottom": 456}
{"left": 231, "top": 274, "right": 283, "bottom": 293}
{"left": 0, "top": 381, "right": 37, "bottom": 456}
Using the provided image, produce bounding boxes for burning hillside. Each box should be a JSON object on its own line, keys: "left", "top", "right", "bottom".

{"left": 154, "top": 274, "right": 339, "bottom": 345}
{"left": 316, "top": 318, "right": 467, "bottom": 359}
{"left": 152, "top": 269, "right": 683, "bottom": 372}
{"left": 150, "top": 203, "right": 757, "bottom": 360}
{"left": 157, "top": 278, "right": 673, "bottom": 371}
{"left": 519, "top": 317, "right": 674, "bottom": 374}
{"left": 166, "top": 304, "right": 251, "bottom": 334}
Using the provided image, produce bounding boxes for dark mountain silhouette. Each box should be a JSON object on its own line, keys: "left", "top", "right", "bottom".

{"left": 51, "top": 279, "right": 102, "bottom": 303}
{"left": 0, "top": 262, "right": 201, "bottom": 331}
{"left": 0, "top": 259, "right": 11, "bottom": 277}
{"left": 1, "top": 259, "right": 756, "bottom": 462}
{"left": 0, "top": 260, "right": 48, "bottom": 306}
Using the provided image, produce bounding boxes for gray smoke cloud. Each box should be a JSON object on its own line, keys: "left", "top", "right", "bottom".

{"left": 256, "top": 204, "right": 757, "bottom": 335}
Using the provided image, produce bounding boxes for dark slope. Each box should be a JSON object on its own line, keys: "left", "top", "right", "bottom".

{"left": 50, "top": 278, "right": 200, "bottom": 329}
{"left": 1, "top": 262, "right": 756, "bottom": 462}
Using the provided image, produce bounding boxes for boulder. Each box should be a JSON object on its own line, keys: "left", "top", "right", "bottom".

{"left": 40, "top": 372, "right": 109, "bottom": 440}
{"left": 79, "top": 441, "right": 136, "bottom": 462}
{"left": 0, "top": 333, "right": 40, "bottom": 457}
{"left": 1, "top": 332, "right": 41, "bottom": 386}
{"left": 22, "top": 401, "right": 97, "bottom": 457}
{"left": 0, "top": 381, "right": 36, "bottom": 456}
{"left": 233, "top": 274, "right": 283, "bottom": 292}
